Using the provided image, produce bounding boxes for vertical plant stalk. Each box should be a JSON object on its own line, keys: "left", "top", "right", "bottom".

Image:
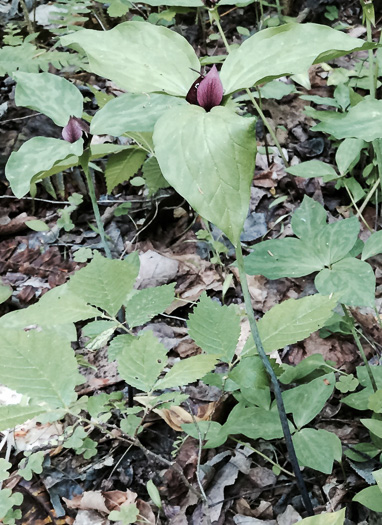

{"left": 235, "top": 244, "right": 314, "bottom": 515}
{"left": 212, "top": 8, "right": 289, "bottom": 168}
{"left": 366, "top": 16, "right": 376, "bottom": 99}
{"left": 19, "top": 0, "right": 34, "bottom": 35}
{"left": 342, "top": 305, "right": 378, "bottom": 392}
{"left": 79, "top": 152, "right": 112, "bottom": 259}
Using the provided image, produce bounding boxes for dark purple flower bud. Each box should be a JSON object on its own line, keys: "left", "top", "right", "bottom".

{"left": 62, "top": 116, "right": 90, "bottom": 143}
{"left": 197, "top": 65, "right": 223, "bottom": 112}
{"left": 201, "top": 0, "right": 219, "bottom": 7}
{"left": 186, "top": 74, "right": 204, "bottom": 105}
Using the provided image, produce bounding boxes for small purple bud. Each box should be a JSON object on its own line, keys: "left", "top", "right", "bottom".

{"left": 201, "top": 0, "right": 219, "bottom": 7}
{"left": 186, "top": 74, "right": 204, "bottom": 106}
{"left": 62, "top": 116, "right": 90, "bottom": 143}
{"left": 196, "top": 65, "right": 223, "bottom": 112}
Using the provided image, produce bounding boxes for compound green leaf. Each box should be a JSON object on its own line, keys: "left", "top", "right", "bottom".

{"left": 254, "top": 295, "right": 337, "bottom": 354}
{"left": 362, "top": 230, "right": 382, "bottom": 260}
{"left": 155, "top": 354, "right": 219, "bottom": 390}
{"left": 104, "top": 148, "right": 147, "bottom": 193}
{"left": 299, "top": 508, "right": 345, "bottom": 525}
{"left": 68, "top": 252, "right": 139, "bottom": 316}
{"left": 61, "top": 22, "right": 200, "bottom": 96}
{"left": 5, "top": 137, "right": 83, "bottom": 198}
{"left": 220, "top": 23, "right": 371, "bottom": 94}
{"left": 291, "top": 196, "right": 327, "bottom": 239}
{"left": 293, "top": 428, "right": 342, "bottom": 474}
{"left": 91, "top": 93, "right": 186, "bottom": 136}
{"left": 0, "top": 284, "right": 99, "bottom": 341}
{"left": 125, "top": 283, "right": 175, "bottom": 328}
{"left": 0, "top": 329, "right": 79, "bottom": 408}
{"left": 154, "top": 105, "right": 256, "bottom": 246}
{"left": 117, "top": 330, "right": 168, "bottom": 392}
{"left": 313, "top": 99, "right": 382, "bottom": 141}
{"left": 0, "top": 405, "right": 48, "bottom": 432}
{"left": 244, "top": 237, "right": 324, "bottom": 279}
{"left": 282, "top": 373, "right": 335, "bottom": 428}
{"left": 13, "top": 71, "right": 83, "bottom": 126}
{"left": 353, "top": 486, "right": 382, "bottom": 512}
{"left": 188, "top": 292, "right": 241, "bottom": 362}
{"left": 312, "top": 216, "right": 360, "bottom": 266}
{"left": 286, "top": 160, "right": 338, "bottom": 183}
{"left": 315, "top": 258, "right": 375, "bottom": 307}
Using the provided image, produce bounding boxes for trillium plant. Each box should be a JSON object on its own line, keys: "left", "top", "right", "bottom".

{"left": 4, "top": 5, "right": 378, "bottom": 518}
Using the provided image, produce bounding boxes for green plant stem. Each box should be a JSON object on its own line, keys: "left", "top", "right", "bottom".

{"left": 366, "top": 17, "right": 376, "bottom": 99}
{"left": 80, "top": 152, "right": 112, "bottom": 259}
{"left": 19, "top": 0, "right": 34, "bottom": 35}
{"left": 342, "top": 305, "right": 378, "bottom": 392}
{"left": 232, "top": 438, "right": 295, "bottom": 477}
{"left": 212, "top": 7, "right": 289, "bottom": 168}
{"left": 235, "top": 243, "right": 314, "bottom": 516}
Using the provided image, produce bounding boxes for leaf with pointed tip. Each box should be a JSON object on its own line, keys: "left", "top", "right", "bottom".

{"left": 5, "top": 137, "right": 83, "bottom": 198}
{"left": 13, "top": 71, "right": 83, "bottom": 126}
{"left": 91, "top": 93, "right": 186, "bottom": 136}
{"left": 61, "top": 22, "right": 200, "bottom": 96}
{"left": 286, "top": 160, "right": 338, "bottom": 183}
{"left": 68, "top": 252, "right": 140, "bottom": 316}
{"left": 104, "top": 148, "right": 147, "bottom": 193}
{"left": 155, "top": 355, "right": 219, "bottom": 390}
{"left": 293, "top": 428, "right": 342, "bottom": 474}
{"left": 291, "top": 196, "right": 327, "bottom": 239}
{"left": 0, "top": 405, "right": 48, "bottom": 432}
{"left": 153, "top": 105, "right": 256, "bottom": 246}
{"left": 362, "top": 230, "right": 382, "bottom": 260}
{"left": 125, "top": 284, "right": 175, "bottom": 329}
{"left": 220, "top": 23, "right": 373, "bottom": 94}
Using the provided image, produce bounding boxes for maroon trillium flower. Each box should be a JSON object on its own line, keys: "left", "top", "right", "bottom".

{"left": 186, "top": 65, "right": 223, "bottom": 112}
{"left": 62, "top": 116, "right": 90, "bottom": 143}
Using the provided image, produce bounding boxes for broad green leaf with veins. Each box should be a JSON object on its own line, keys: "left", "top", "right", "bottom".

{"left": 5, "top": 137, "right": 83, "bottom": 198}
{"left": 220, "top": 23, "right": 373, "bottom": 94}
{"left": 153, "top": 104, "right": 256, "bottom": 246}
{"left": 13, "top": 71, "right": 83, "bottom": 126}
{"left": 61, "top": 22, "right": 200, "bottom": 96}
{"left": 0, "top": 405, "right": 48, "bottom": 432}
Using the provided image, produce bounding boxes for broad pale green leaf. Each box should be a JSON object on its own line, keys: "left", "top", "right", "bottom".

{"left": 299, "top": 508, "right": 345, "bottom": 525}
{"left": 313, "top": 99, "right": 382, "bottom": 141}
{"left": 0, "top": 282, "right": 12, "bottom": 305}
{"left": 342, "top": 387, "right": 373, "bottom": 411}
{"left": 254, "top": 295, "right": 336, "bottom": 354}
{"left": 286, "top": 160, "right": 338, "bottom": 183}
{"left": 0, "top": 284, "right": 99, "bottom": 341}
{"left": 104, "top": 148, "right": 147, "bottom": 193}
{"left": 280, "top": 354, "right": 331, "bottom": 385}
{"left": 91, "top": 93, "right": 186, "bottom": 136}
{"left": 188, "top": 292, "right": 241, "bottom": 362}
{"left": 282, "top": 373, "right": 335, "bottom": 428}
{"left": 312, "top": 216, "right": 360, "bottom": 266}
{"left": 220, "top": 23, "right": 371, "bottom": 94}
{"left": 155, "top": 354, "right": 219, "bottom": 390}
{"left": 61, "top": 22, "right": 200, "bottom": 96}
{"left": 362, "top": 230, "right": 382, "bottom": 260}
{"left": 125, "top": 284, "right": 175, "bottom": 328}
{"left": 117, "top": 331, "right": 168, "bottom": 391}
{"left": 13, "top": 71, "right": 83, "bottom": 126}
{"left": 0, "top": 329, "right": 79, "bottom": 408}
{"left": 244, "top": 238, "right": 324, "bottom": 279}
{"left": 353, "top": 486, "right": 382, "bottom": 512}
{"left": 293, "top": 428, "right": 342, "bottom": 474}
{"left": 26, "top": 219, "right": 49, "bottom": 232}
{"left": 335, "top": 138, "right": 365, "bottom": 175}
{"left": 315, "top": 258, "right": 375, "bottom": 307}
{"left": 360, "top": 418, "right": 382, "bottom": 439}
{"left": 68, "top": 252, "right": 139, "bottom": 316}
{"left": 5, "top": 137, "right": 83, "bottom": 198}
{"left": 154, "top": 105, "right": 256, "bottom": 245}
{"left": 0, "top": 405, "right": 47, "bottom": 432}
{"left": 182, "top": 421, "right": 228, "bottom": 449}
{"left": 223, "top": 403, "right": 290, "bottom": 440}
{"left": 142, "top": 156, "right": 168, "bottom": 196}
{"left": 291, "top": 196, "right": 327, "bottom": 239}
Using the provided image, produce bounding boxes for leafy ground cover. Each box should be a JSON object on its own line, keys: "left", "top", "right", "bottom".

{"left": 1, "top": 0, "right": 382, "bottom": 524}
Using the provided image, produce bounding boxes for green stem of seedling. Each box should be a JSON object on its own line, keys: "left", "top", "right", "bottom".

{"left": 232, "top": 438, "right": 295, "bottom": 477}
{"left": 342, "top": 304, "right": 378, "bottom": 392}
{"left": 366, "top": 17, "right": 376, "bottom": 99}
{"left": 235, "top": 243, "right": 314, "bottom": 516}
{"left": 212, "top": 7, "right": 289, "bottom": 168}
{"left": 80, "top": 151, "right": 112, "bottom": 259}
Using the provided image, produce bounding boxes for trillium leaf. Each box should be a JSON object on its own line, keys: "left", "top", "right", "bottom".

{"left": 91, "top": 93, "right": 186, "bottom": 136}
{"left": 153, "top": 104, "right": 256, "bottom": 246}
{"left": 313, "top": 99, "right": 382, "bottom": 141}
{"left": 291, "top": 196, "right": 327, "bottom": 239}
{"left": 5, "top": 137, "right": 83, "bottom": 198}
{"left": 13, "top": 71, "right": 83, "bottom": 126}
{"left": 61, "top": 22, "right": 200, "bottom": 96}
{"left": 362, "top": 230, "right": 382, "bottom": 260}
{"left": 220, "top": 23, "right": 373, "bottom": 94}
{"left": 315, "top": 258, "right": 375, "bottom": 307}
